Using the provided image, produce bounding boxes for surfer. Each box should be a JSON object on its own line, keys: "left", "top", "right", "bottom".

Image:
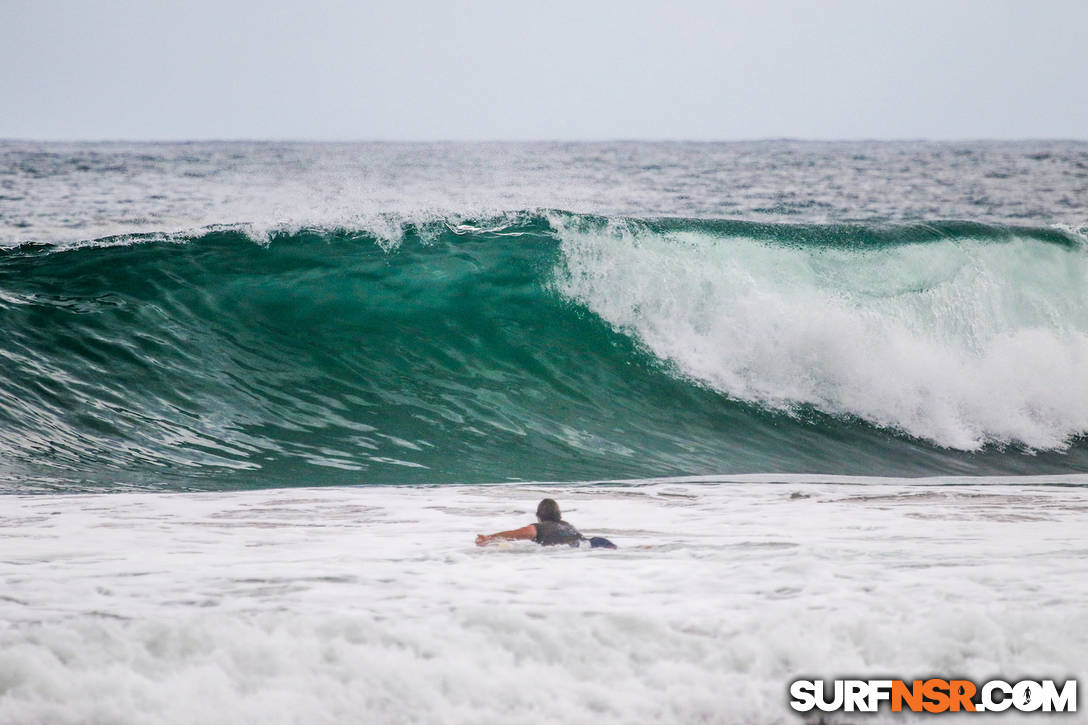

{"left": 475, "top": 498, "right": 616, "bottom": 548}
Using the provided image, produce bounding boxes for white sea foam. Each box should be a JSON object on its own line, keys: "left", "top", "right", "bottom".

{"left": 554, "top": 217, "right": 1088, "bottom": 450}
{"left": 1, "top": 480, "right": 1086, "bottom": 724}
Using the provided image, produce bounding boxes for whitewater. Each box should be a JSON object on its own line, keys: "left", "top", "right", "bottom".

{"left": 1, "top": 140, "right": 1087, "bottom": 723}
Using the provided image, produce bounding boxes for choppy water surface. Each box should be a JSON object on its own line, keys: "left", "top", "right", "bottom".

{"left": 2, "top": 142, "right": 1088, "bottom": 491}
{"left": 1, "top": 141, "right": 1087, "bottom": 723}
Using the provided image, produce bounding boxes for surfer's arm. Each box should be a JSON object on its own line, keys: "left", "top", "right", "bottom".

{"left": 475, "top": 524, "right": 537, "bottom": 546}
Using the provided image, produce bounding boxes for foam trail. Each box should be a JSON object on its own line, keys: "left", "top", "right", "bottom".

{"left": 1, "top": 481, "right": 1086, "bottom": 724}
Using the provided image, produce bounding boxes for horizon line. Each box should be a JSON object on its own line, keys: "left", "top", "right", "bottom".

{"left": 2, "top": 136, "right": 1087, "bottom": 145}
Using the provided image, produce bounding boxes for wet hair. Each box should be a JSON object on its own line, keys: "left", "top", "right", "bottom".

{"left": 536, "top": 498, "right": 561, "bottom": 522}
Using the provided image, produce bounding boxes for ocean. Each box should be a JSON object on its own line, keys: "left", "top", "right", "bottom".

{"left": 1, "top": 140, "right": 1087, "bottom": 723}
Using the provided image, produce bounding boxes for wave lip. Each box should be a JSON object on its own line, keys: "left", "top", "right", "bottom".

{"left": 2, "top": 213, "right": 1087, "bottom": 492}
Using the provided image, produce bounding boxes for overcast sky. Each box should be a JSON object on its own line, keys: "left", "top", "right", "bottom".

{"left": 2, "top": 0, "right": 1086, "bottom": 141}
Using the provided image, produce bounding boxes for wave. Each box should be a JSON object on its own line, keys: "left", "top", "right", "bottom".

{"left": 1, "top": 212, "right": 1086, "bottom": 491}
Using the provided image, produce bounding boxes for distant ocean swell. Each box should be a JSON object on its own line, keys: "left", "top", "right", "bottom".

{"left": 2, "top": 211, "right": 1086, "bottom": 492}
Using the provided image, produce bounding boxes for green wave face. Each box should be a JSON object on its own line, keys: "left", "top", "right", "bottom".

{"left": 2, "top": 213, "right": 1087, "bottom": 492}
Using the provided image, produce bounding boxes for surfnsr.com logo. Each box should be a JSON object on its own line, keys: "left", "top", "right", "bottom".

{"left": 789, "top": 679, "right": 1077, "bottom": 713}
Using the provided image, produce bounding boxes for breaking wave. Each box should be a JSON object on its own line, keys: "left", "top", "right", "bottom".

{"left": 2, "top": 212, "right": 1086, "bottom": 491}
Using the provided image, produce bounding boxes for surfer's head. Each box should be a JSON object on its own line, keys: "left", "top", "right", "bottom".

{"left": 536, "top": 498, "right": 561, "bottom": 522}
